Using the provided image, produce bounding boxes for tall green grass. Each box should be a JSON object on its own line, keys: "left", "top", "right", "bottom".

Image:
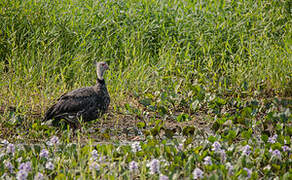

{"left": 0, "top": 0, "right": 291, "bottom": 116}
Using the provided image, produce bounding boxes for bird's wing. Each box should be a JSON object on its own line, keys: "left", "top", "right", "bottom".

{"left": 43, "top": 87, "right": 102, "bottom": 121}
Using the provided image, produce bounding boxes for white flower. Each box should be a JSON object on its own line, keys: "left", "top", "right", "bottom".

{"left": 131, "top": 142, "right": 142, "bottom": 153}
{"left": 193, "top": 168, "right": 204, "bottom": 179}
{"left": 129, "top": 161, "right": 139, "bottom": 172}
{"left": 40, "top": 149, "right": 49, "bottom": 159}
{"left": 16, "top": 170, "right": 28, "bottom": 180}
{"left": 45, "top": 161, "right": 54, "bottom": 170}
{"left": 148, "top": 159, "right": 160, "bottom": 174}
{"left": 159, "top": 174, "right": 169, "bottom": 180}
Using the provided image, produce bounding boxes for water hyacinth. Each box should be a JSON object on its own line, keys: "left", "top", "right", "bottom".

{"left": 4, "top": 160, "right": 14, "bottom": 173}
{"left": 177, "top": 143, "right": 183, "bottom": 151}
{"left": 16, "top": 170, "right": 28, "bottom": 180}
{"left": 160, "top": 174, "right": 169, "bottom": 180}
{"left": 242, "top": 145, "right": 252, "bottom": 156}
{"left": 45, "top": 161, "right": 54, "bottom": 170}
{"left": 1, "top": 173, "right": 8, "bottom": 179}
{"left": 131, "top": 142, "right": 142, "bottom": 153}
{"left": 17, "top": 157, "right": 22, "bottom": 163}
{"left": 7, "top": 143, "right": 15, "bottom": 154}
{"left": 211, "top": 141, "right": 221, "bottom": 152}
{"left": 282, "top": 145, "right": 290, "bottom": 152}
{"left": 148, "top": 159, "right": 160, "bottom": 174}
{"left": 34, "top": 172, "right": 44, "bottom": 180}
{"left": 91, "top": 149, "right": 99, "bottom": 160}
{"left": 226, "top": 162, "right": 233, "bottom": 175}
{"left": 47, "top": 136, "right": 60, "bottom": 146}
{"left": 2, "top": 139, "right": 9, "bottom": 145}
{"left": 0, "top": 152, "right": 5, "bottom": 159}
{"left": 40, "top": 149, "right": 49, "bottom": 159}
{"left": 203, "top": 156, "right": 212, "bottom": 165}
{"left": 89, "top": 162, "right": 100, "bottom": 171}
{"left": 220, "top": 150, "right": 227, "bottom": 162}
{"left": 129, "top": 161, "right": 139, "bottom": 172}
{"left": 243, "top": 168, "right": 252, "bottom": 179}
{"left": 19, "top": 162, "right": 32, "bottom": 172}
{"left": 271, "top": 149, "right": 281, "bottom": 159}
{"left": 160, "top": 159, "right": 170, "bottom": 167}
{"left": 268, "top": 134, "right": 277, "bottom": 144}
{"left": 193, "top": 168, "right": 204, "bottom": 179}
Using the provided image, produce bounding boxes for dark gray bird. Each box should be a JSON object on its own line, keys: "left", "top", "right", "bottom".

{"left": 43, "top": 62, "right": 110, "bottom": 128}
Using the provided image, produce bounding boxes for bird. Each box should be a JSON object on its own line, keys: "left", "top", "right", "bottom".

{"left": 42, "top": 61, "right": 110, "bottom": 128}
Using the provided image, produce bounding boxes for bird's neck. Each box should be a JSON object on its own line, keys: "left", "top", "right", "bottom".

{"left": 97, "top": 78, "right": 105, "bottom": 85}
{"left": 96, "top": 69, "right": 104, "bottom": 80}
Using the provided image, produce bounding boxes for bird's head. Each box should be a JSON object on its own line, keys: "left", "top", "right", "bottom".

{"left": 96, "top": 61, "right": 109, "bottom": 80}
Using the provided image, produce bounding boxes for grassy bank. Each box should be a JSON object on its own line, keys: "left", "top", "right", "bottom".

{"left": 0, "top": 0, "right": 291, "bottom": 179}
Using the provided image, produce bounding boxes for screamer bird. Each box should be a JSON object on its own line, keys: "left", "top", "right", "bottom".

{"left": 43, "top": 62, "right": 110, "bottom": 128}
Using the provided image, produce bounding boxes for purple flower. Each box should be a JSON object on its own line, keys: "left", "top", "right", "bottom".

{"left": 211, "top": 141, "right": 221, "bottom": 152}
{"left": 243, "top": 167, "right": 252, "bottom": 179}
{"left": 1, "top": 173, "right": 9, "bottom": 178}
{"left": 203, "top": 156, "right": 212, "bottom": 165}
{"left": 226, "top": 162, "right": 233, "bottom": 175}
{"left": 19, "top": 162, "right": 32, "bottom": 172}
{"left": 148, "top": 159, "right": 160, "bottom": 174}
{"left": 129, "top": 161, "right": 139, "bottom": 172}
{"left": 242, "top": 145, "right": 251, "bottom": 156}
{"left": 220, "top": 150, "right": 226, "bottom": 162}
{"left": 16, "top": 157, "right": 22, "bottom": 163}
{"left": 131, "top": 142, "right": 142, "bottom": 153}
{"left": 271, "top": 149, "right": 281, "bottom": 158}
{"left": 16, "top": 170, "right": 28, "bottom": 180}
{"left": 268, "top": 134, "right": 277, "bottom": 144}
{"left": 91, "top": 149, "right": 99, "bottom": 160}
{"left": 282, "top": 145, "right": 290, "bottom": 152}
{"left": 40, "top": 149, "right": 49, "bottom": 159}
{"left": 160, "top": 174, "right": 169, "bottom": 180}
{"left": 177, "top": 144, "right": 183, "bottom": 151}
{"left": 45, "top": 161, "right": 54, "bottom": 170}
{"left": 89, "top": 162, "right": 100, "bottom": 171}
{"left": 7, "top": 143, "right": 15, "bottom": 154}
{"left": 4, "top": 160, "right": 14, "bottom": 172}
{"left": 193, "top": 168, "right": 204, "bottom": 179}
{"left": 35, "top": 172, "right": 44, "bottom": 180}
{"left": 47, "top": 136, "right": 59, "bottom": 146}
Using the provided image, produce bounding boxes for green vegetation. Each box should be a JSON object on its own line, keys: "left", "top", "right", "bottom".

{"left": 0, "top": 0, "right": 291, "bottom": 179}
